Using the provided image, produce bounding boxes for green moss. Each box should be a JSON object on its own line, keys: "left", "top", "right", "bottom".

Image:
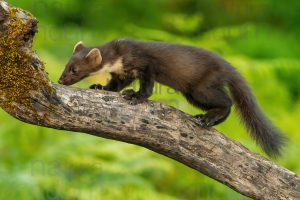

{"left": 0, "top": 5, "right": 51, "bottom": 114}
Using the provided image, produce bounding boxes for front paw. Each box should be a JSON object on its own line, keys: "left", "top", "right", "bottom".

{"left": 128, "top": 97, "right": 148, "bottom": 105}
{"left": 89, "top": 84, "right": 103, "bottom": 90}
{"left": 122, "top": 89, "right": 138, "bottom": 100}
{"left": 122, "top": 89, "right": 147, "bottom": 105}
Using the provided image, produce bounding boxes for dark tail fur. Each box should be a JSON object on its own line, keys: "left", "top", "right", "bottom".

{"left": 227, "top": 69, "right": 285, "bottom": 158}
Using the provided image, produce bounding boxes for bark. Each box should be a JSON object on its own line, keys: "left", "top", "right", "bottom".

{"left": 0, "top": 1, "right": 299, "bottom": 200}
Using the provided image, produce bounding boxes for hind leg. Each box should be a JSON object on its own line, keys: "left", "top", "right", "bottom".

{"left": 185, "top": 87, "right": 232, "bottom": 127}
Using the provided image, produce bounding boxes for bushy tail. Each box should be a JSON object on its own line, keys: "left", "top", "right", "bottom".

{"left": 228, "top": 70, "right": 286, "bottom": 158}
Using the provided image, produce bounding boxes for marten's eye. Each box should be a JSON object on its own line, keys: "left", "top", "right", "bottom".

{"left": 70, "top": 68, "right": 78, "bottom": 74}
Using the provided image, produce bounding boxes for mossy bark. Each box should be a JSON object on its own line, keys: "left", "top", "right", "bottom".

{"left": 0, "top": 0, "right": 51, "bottom": 117}
{"left": 0, "top": 1, "right": 300, "bottom": 199}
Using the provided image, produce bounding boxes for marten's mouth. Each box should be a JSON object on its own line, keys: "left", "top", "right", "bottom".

{"left": 58, "top": 74, "right": 88, "bottom": 86}
{"left": 58, "top": 79, "right": 72, "bottom": 86}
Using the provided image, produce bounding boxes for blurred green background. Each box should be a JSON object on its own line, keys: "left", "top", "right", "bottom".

{"left": 1, "top": 0, "right": 300, "bottom": 199}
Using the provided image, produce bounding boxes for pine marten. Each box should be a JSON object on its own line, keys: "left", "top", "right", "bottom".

{"left": 58, "top": 39, "right": 285, "bottom": 157}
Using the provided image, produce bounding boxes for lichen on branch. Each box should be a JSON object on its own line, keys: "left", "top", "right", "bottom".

{"left": 0, "top": 1, "right": 51, "bottom": 113}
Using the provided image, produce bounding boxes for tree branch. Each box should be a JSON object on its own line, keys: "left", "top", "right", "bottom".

{"left": 0, "top": 1, "right": 299, "bottom": 199}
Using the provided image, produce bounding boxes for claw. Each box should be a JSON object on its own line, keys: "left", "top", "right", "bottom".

{"left": 122, "top": 90, "right": 147, "bottom": 105}
{"left": 129, "top": 99, "right": 138, "bottom": 105}
{"left": 122, "top": 89, "right": 137, "bottom": 100}
{"left": 90, "top": 84, "right": 103, "bottom": 90}
{"left": 195, "top": 114, "right": 215, "bottom": 128}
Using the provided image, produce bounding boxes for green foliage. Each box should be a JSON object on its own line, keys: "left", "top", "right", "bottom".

{"left": 1, "top": 0, "right": 300, "bottom": 199}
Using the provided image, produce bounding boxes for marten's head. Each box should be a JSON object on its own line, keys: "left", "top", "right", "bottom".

{"left": 58, "top": 41, "right": 102, "bottom": 86}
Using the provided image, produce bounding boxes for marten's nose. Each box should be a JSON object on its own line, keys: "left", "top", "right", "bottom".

{"left": 58, "top": 80, "right": 63, "bottom": 84}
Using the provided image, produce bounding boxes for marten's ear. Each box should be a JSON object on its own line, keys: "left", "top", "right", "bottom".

{"left": 85, "top": 48, "right": 102, "bottom": 65}
{"left": 73, "top": 41, "right": 85, "bottom": 54}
